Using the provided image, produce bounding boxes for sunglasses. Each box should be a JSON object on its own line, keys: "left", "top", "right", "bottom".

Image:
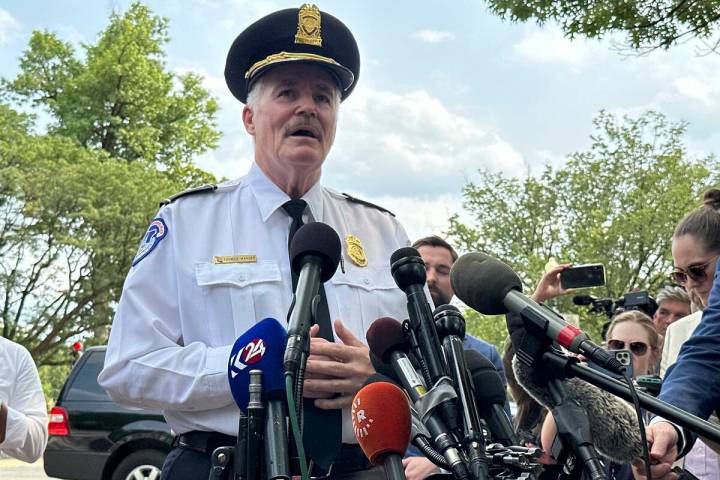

{"left": 669, "top": 257, "right": 717, "bottom": 285}
{"left": 607, "top": 339, "right": 648, "bottom": 356}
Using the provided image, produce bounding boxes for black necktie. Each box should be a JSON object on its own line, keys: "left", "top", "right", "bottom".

{"left": 281, "top": 199, "right": 341, "bottom": 471}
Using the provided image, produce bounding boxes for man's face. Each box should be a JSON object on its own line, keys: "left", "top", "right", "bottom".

{"left": 242, "top": 63, "right": 338, "bottom": 183}
{"left": 652, "top": 299, "right": 691, "bottom": 335}
{"left": 417, "top": 245, "right": 454, "bottom": 306}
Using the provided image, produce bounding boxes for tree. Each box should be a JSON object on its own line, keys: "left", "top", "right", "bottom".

{"left": 0, "top": 2, "right": 220, "bottom": 370}
{"left": 450, "top": 110, "right": 720, "bottom": 344}
{"left": 485, "top": 0, "right": 720, "bottom": 53}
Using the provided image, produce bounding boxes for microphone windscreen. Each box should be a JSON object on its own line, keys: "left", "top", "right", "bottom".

{"left": 228, "top": 317, "right": 287, "bottom": 411}
{"left": 450, "top": 252, "right": 522, "bottom": 315}
{"left": 289, "top": 222, "right": 341, "bottom": 282}
{"left": 366, "top": 317, "right": 406, "bottom": 363}
{"left": 390, "top": 246, "right": 421, "bottom": 265}
{"left": 512, "top": 357, "right": 643, "bottom": 462}
{"left": 465, "top": 350, "right": 508, "bottom": 406}
{"left": 352, "top": 381, "right": 411, "bottom": 465}
{"left": 573, "top": 295, "right": 595, "bottom": 306}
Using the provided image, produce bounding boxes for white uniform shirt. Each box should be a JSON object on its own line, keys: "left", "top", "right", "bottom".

{"left": 0, "top": 337, "right": 48, "bottom": 462}
{"left": 99, "top": 163, "right": 410, "bottom": 442}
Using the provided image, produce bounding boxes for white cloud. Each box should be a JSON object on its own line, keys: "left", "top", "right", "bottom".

{"left": 412, "top": 30, "right": 455, "bottom": 44}
{"left": 512, "top": 24, "right": 606, "bottom": 71}
{"left": 672, "top": 77, "right": 715, "bottom": 107}
{"left": 0, "top": 8, "right": 20, "bottom": 45}
{"left": 325, "top": 85, "right": 525, "bottom": 198}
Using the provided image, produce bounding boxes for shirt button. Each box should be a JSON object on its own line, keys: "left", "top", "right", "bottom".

{"left": 238, "top": 273, "right": 246, "bottom": 282}
{"left": 363, "top": 278, "right": 370, "bottom": 285}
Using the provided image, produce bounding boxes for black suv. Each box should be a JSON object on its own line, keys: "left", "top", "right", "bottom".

{"left": 44, "top": 346, "right": 172, "bottom": 480}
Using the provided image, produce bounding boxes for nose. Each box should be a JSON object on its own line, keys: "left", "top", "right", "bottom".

{"left": 295, "top": 90, "right": 318, "bottom": 117}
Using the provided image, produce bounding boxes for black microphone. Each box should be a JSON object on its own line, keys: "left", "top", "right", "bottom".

{"left": 283, "top": 222, "right": 341, "bottom": 376}
{"left": 390, "top": 248, "right": 459, "bottom": 431}
{"left": 572, "top": 295, "right": 595, "bottom": 306}
{"left": 367, "top": 317, "right": 470, "bottom": 480}
{"left": 450, "top": 252, "right": 624, "bottom": 375}
{"left": 464, "top": 350, "right": 518, "bottom": 446}
{"left": 513, "top": 357, "right": 643, "bottom": 463}
{"left": 434, "top": 305, "right": 489, "bottom": 479}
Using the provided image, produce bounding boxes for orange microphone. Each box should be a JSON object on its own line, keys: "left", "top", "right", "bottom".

{"left": 352, "top": 381, "right": 411, "bottom": 479}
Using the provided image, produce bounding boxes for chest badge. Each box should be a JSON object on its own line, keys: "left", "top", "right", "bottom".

{"left": 345, "top": 234, "right": 368, "bottom": 267}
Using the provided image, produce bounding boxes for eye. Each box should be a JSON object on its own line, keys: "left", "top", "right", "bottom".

{"left": 278, "top": 89, "right": 295, "bottom": 99}
{"left": 315, "top": 93, "right": 331, "bottom": 104}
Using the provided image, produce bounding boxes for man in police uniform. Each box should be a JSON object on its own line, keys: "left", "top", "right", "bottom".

{"left": 99, "top": 5, "right": 409, "bottom": 479}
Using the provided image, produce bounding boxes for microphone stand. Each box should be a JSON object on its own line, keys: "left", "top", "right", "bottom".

{"left": 515, "top": 331, "right": 605, "bottom": 480}
{"left": 542, "top": 351, "right": 720, "bottom": 444}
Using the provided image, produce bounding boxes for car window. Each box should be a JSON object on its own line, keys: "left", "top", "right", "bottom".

{"left": 64, "top": 351, "right": 112, "bottom": 402}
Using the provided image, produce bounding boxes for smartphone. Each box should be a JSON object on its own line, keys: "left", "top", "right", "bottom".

{"left": 560, "top": 263, "right": 606, "bottom": 289}
{"left": 587, "top": 349, "right": 633, "bottom": 380}
{"left": 636, "top": 375, "right": 662, "bottom": 396}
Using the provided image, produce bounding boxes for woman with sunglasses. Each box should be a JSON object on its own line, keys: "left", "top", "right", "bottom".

{"left": 634, "top": 189, "right": 720, "bottom": 480}
{"left": 606, "top": 310, "right": 661, "bottom": 378}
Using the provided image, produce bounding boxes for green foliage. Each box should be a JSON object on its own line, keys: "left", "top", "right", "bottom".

{"left": 486, "top": 0, "right": 720, "bottom": 53}
{"left": 0, "top": 2, "right": 220, "bottom": 367}
{"left": 464, "top": 309, "right": 510, "bottom": 352}
{"left": 450, "top": 111, "right": 720, "bottom": 342}
{"left": 39, "top": 364, "right": 72, "bottom": 407}
{"left": 3, "top": 2, "right": 220, "bottom": 168}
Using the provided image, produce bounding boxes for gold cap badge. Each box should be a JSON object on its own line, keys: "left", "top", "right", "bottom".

{"left": 295, "top": 4, "right": 322, "bottom": 47}
{"left": 345, "top": 234, "right": 368, "bottom": 267}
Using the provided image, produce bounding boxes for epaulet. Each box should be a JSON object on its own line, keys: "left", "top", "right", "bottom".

{"left": 342, "top": 193, "right": 395, "bottom": 217}
{"left": 159, "top": 184, "right": 217, "bottom": 207}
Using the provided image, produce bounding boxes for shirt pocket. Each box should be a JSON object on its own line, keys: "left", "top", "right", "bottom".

{"left": 195, "top": 261, "right": 282, "bottom": 340}
{"left": 329, "top": 265, "right": 406, "bottom": 338}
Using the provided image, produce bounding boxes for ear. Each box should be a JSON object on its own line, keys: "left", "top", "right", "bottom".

{"left": 243, "top": 105, "right": 255, "bottom": 136}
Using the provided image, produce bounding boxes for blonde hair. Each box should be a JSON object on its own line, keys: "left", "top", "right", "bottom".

{"left": 606, "top": 310, "right": 661, "bottom": 365}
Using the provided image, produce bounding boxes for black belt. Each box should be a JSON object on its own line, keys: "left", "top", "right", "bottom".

{"left": 172, "top": 431, "right": 371, "bottom": 478}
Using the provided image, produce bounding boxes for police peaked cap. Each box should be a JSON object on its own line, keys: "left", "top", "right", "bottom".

{"left": 225, "top": 4, "right": 360, "bottom": 103}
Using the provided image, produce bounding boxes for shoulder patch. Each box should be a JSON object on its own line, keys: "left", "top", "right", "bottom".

{"left": 342, "top": 193, "right": 395, "bottom": 217}
{"left": 159, "top": 184, "right": 217, "bottom": 207}
{"left": 132, "top": 218, "right": 168, "bottom": 267}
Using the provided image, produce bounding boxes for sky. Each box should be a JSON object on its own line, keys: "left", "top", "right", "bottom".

{"left": 1, "top": 0, "right": 719, "bottom": 242}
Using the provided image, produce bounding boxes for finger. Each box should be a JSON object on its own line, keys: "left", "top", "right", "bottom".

{"left": 315, "top": 395, "right": 352, "bottom": 410}
{"left": 334, "top": 320, "right": 365, "bottom": 347}
{"left": 302, "top": 389, "right": 334, "bottom": 399}
{"left": 305, "top": 357, "right": 366, "bottom": 379}
{"left": 303, "top": 377, "right": 358, "bottom": 394}
{"left": 310, "top": 341, "right": 365, "bottom": 362}
{"left": 309, "top": 324, "right": 321, "bottom": 337}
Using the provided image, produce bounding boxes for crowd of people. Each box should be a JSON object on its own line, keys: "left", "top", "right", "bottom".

{"left": 2, "top": 4, "right": 720, "bottom": 480}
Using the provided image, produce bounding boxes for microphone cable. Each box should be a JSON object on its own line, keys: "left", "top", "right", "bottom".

{"left": 286, "top": 373, "right": 309, "bottom": 480}
{"left": 622, "top": 368, "right": 652, "bottom": 480}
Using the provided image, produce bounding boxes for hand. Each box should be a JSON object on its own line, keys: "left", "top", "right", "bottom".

{"left": 631, "top": 422, "right": 680, "bottom": 480}
{"left": 303, "top": 320, "right": 375, "bottom": 409}
{"left": 531, "top": 263, "right": 574, "bottom": 304}
{"left": 402, "top": 457, "right": 440, "bottom": 480}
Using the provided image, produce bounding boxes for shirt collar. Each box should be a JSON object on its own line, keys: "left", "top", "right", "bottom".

{"left": 247, "top": 162, "right": 324, "bottom": 223}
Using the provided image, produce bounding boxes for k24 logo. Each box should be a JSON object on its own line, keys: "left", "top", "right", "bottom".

{"left": 229, "top": 338, "right": 266, "bottom": 378}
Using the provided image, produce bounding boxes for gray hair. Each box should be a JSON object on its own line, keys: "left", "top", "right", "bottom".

{"left": 656, "top": 285, "right": 690, "bottom": 306}
{"left": 245, "top": 71, "right": 341, "bottom": 110}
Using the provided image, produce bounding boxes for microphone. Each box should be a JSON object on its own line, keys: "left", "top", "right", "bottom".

{"left": 513, "top": 357, "right": 643, "bottom": 463}
{"left": 228, "top": 317, "right": 290, "bottom": 480}
{"left": 572, "top": 295, "right": 595, "bottom": 306}
{"left": 450, "top": 252, "right": 624, "bottom": 374}
{"left": 464, "top": 350, "right": 518, "bottom": 446}
{"left": 283, "top": 222, "right": 341, "bottom": 376}
{"left": 352, "top": 381, "right": 411, "bottom": 480}
{"left": 434, "top": 305, "right": 490, "bottom": 479}
{"left": 390, "top": 248, "right": 459, "bottom": 431}
{"left": 367, "top": 317, "right": 470, "bottom": 480}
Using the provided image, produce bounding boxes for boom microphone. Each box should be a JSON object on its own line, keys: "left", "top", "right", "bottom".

{"left": 352, "top": 381, "right": 411, "bottom": 479}
{"left": 227, "top": 317, "right": 290, "bottom": 479}
{"left": 450, "top": 252, "right": 624, "bottom": 374}
{"left": 284, "top": 222, "right": 341, "bottom": 375}
{"left": 512, "top": 357, "right": 643, "bottom": 462}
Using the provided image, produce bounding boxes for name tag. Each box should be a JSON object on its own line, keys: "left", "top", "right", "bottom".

{"left": 212, "top": 255, "right": 257, "bottom": 264}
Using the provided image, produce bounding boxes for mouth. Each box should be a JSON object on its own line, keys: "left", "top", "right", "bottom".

{"left": 288, "top": 126, "right": 320, "bottom": 140}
